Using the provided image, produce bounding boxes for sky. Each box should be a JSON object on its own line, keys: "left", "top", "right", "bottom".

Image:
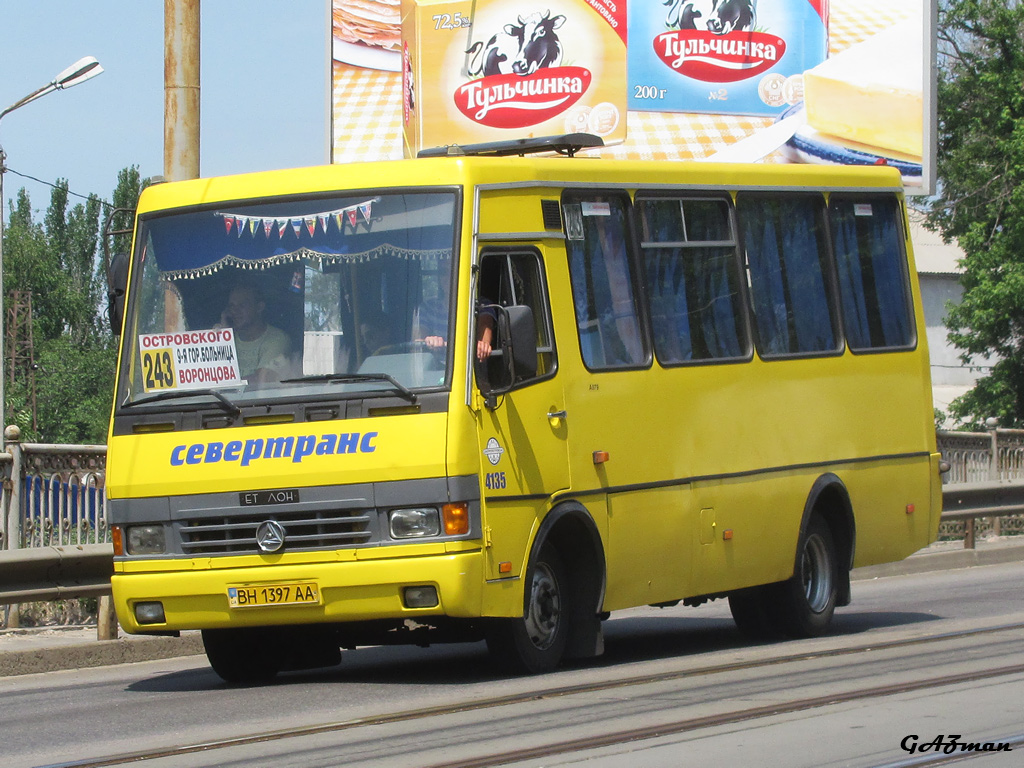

{"left": 0, "top": 0, "right": 327, "bottom": 213}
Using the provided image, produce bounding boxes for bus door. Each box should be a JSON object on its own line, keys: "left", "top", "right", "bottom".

{"left": 474, "top": 247, "right": 569, "bottom": 579}
{"left": 559, "top": 191, "right": 695, "bottom": 608}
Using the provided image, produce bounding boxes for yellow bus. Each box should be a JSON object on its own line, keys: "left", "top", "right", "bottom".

{"left": 106, "top": 135, "right": 942, "bottom": 682}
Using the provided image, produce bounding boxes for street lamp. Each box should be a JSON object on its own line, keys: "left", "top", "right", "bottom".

{"left": 0, "top": 56, "right": 104, "bottom": 431}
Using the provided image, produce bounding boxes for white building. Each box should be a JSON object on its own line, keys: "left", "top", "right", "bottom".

{"left": 909, "top": 212, "right": 993, "bottom": 419}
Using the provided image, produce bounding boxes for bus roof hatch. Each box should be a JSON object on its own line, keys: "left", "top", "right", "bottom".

{"left": 417, "top": 133, "right": 604, "bottom": 159}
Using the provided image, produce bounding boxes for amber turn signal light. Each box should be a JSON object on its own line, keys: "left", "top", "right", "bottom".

{"left": 443, "top": 503, "right": 469, "bottom": 535}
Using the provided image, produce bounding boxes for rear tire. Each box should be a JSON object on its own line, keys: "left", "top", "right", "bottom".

{"left": 773, "top": 515, "right": 838, "bottom": 638}
{"left": 486, "top": 543, "right": 569, "bottom": 674}
{"left": 202, "top": 627, "right": 283, "bottom": 684}
{"left": 728, "top": 586, "right": 777, "bottom": 640}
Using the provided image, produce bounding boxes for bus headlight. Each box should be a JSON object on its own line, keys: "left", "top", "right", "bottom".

{"left": 126, "top": 525, "right": 166, "bottom": 555}
{"left": 389, "top": 508, "right": 441, "bottom": 539}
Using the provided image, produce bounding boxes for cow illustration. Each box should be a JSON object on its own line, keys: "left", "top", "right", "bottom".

{"left": 465, "top": 11, "right": 566, "bottom": 78}
{"left": 664, "top": 0, "right": 756, "bottom": 35}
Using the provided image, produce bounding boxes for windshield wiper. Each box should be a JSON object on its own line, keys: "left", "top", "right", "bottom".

{"left": 279, "top": 373, "right": 417, "bottom": 403}
{"left": 122, "top": 388, "right": 242, "bottom": 417}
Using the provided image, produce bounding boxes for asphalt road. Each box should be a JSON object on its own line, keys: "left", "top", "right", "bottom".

{"left": 2, "top": 547, "right": 1023, "bottom": 768}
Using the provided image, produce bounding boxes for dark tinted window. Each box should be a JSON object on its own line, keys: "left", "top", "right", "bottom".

{"left": 563, "top": 194, "right": 647, "bottom": 370}
{"left": 638, "top": 197, "right": 748, "bottom": 363}
{"left": 829, "top": 196, "right": 913, "bottom": 350}
{"left": 737, "top": 194, "right": 839, "bottom": 357}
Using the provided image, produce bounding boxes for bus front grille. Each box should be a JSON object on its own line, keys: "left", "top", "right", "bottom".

{"left": 179, "top": 510, "right": 374, "bottom": 555}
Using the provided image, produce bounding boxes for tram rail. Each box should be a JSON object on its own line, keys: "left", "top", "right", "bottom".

{"left": 41, "top": 621, "right": 1024, "bottom": 768}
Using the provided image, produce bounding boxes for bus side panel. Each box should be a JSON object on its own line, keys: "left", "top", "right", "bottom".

{"left": 557, "top": 327, "right": 936, "bottom": 610}
{"left": 687, "top": 475, "right": 798, "bottom": 597}
{"left": 603, "top": 486, "right": 692, "bottom": 611}
{"left": 479, "top": 500, "right": 541, "bottom": 597}
{"left": 843, "top": 457, "right": 938, "bottom": 568}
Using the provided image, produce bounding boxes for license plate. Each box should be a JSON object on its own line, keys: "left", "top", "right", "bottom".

{"left": 227, "top": 582, "right": 320, "bottom": 608}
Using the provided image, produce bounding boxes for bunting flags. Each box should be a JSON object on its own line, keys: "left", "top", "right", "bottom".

{"left": 158, "top": 243, "right": 453, "bottom": 282}
{"left": 217, "top": 198, "right": 379, "bottom": 239}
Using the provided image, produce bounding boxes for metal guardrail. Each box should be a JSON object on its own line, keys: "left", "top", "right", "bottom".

{"left": 1, "top": 428, "right": 1023, "bottom": 633}
{"left": 0, "top": 544, "right": 113, "bottom": 604}
{"left": 0, "top": 425, "right": 109, "bottom": 633}
{"left": 2, "top": 436, "right": 107, "bottom": 552}
{"left": 937, "top": 426, "right": 1024, "bottom": 545}
{"left": 937, "top": 427, "right": 1024, "bottom": 484}
{"left": 1, "top": 483, "right": 1020, "bottom": 609}
{"left": 941, "top": 481, "right": 1024, "bottom": 520}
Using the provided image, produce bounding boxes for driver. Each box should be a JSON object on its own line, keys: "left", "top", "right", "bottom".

{"left": 219, "top": 284, "right": 291, "bottom": 382}
{"left": 421, "top": 307, "right": 495, "bottom": 362}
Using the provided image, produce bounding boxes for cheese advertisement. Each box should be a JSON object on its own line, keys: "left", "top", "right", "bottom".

{"left": 400, "top": 0, "right": 627, "bottom": 156}
{"left": 627, "top": 0, "right": 829, "bottom": 118}
{"left": 790, "top": 12, "right": 925, "bottom": 175}
{"left": 330, "top": 0, "right": 933, "bottom": 192}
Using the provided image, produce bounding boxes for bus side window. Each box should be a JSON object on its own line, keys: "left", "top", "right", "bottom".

{"left": 737, "top": 193, "right": 840, "bottom": 358}
{"left": 563, "top": 193, "right": 648, "bottom": 370}
{"left": 829, "top": 195, "right": 914, "bottom": 351}
{"left": 637, "top": 195, "right": 749, "bottom": 364}
{"left": 477, "top": 249, "right": 557, "bottom": 390}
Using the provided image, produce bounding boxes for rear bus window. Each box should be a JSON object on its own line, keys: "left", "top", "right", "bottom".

{"left": 737, "top": 193, "right": 840, "bottom": 358}
{"left": 829, "top": 195, "right": 914, "bottom": 350}
{"left": 637, "top": 196, "right": 749, "bottom": 364}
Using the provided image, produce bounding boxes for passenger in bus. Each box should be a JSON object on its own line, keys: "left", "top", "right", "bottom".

{"left": 217, "top": 284, "right": 292, "bottom": 384}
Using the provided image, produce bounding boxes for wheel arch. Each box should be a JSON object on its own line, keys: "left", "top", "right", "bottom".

{"left": 530, "top": 499, "right": 607, "bottom": 659}
{"left": 797, "top": 473, "right": 856, "bottom": 607}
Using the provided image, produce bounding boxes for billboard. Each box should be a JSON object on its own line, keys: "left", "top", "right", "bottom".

{"left": 330, "top": 0, "right": 935, "bottom": 193}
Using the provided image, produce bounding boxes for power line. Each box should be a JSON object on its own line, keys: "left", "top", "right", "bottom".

{"left": 2, "top": 165, "right": 113, "bottom": 209}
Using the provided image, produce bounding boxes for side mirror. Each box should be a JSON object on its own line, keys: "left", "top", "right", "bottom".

{"left": 106, "top": 253, "right": 129, "bottom": 336}
{"left": 478, "top": 304, "right": 537, "bottom": 404}
{"left": 102, "top": 206, "right": 135, "bottom": 337}
{"left": 503, "top": 305, "right": 538, "bottom": 381}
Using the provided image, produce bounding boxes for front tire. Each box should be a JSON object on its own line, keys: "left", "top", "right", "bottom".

{"left": 773, "top": 515, "right": 838, "bottom": 638}
{"left": 202, "top": 627, "right": 283, "bottom": 684}
{"left": 486, "top": 543, "right": 570, "bottom": 674}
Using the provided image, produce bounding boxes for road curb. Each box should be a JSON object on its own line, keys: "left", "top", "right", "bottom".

{"left": 0, "top": 632, "right": 204, "bottom": 678}
{"left": 852, "top": 541, "right": 1024, "bottom": 580}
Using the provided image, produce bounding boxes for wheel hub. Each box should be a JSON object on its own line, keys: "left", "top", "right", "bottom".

{"left": 525, "top": 562, "right": 560, "bottom": 649}
{"left": 801, "top": 532, "right": 833, "bottom": 614}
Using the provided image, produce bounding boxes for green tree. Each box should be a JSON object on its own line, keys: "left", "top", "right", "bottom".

{"left": 928, "top": 0, "right": 1024, "bottom": 428}
{"left": 3, "top": 167, "right": 147, "bottom": 443}
{"left": 99, "top": 167, "right": 146, "bottom": 337}
{"left": 3, "top": 188, "right": 54, "bottom": 435}
{"left": 39, "top": 182, "right": 105, "bottom": 345}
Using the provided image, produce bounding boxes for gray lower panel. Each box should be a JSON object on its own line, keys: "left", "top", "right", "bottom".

{"left": 109, "top": 474, "right": 481, "bottom": 557}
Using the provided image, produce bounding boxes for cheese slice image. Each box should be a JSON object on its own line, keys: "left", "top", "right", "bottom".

{"left": 803, "top": 16, "right": 924, "bottom": 159}
{"left": 779, "top": 111, "right": 924, "bottom": 185}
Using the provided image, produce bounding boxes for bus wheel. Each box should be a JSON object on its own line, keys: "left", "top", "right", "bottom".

{"left": 486, "top": 543, "right": 569, "bottom": 674}
{"left": 202, "top": 627, "right": 283, "bottom": 684}
{"left": 728, "top": 586, "right": 776, "bottom": 640}
{"left": 774, "top": 515, "right": 838, "bottom": 638}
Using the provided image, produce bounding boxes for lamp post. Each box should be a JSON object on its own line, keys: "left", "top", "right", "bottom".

{"left": 0, "top": 56, "right": 103, "bottom": 431}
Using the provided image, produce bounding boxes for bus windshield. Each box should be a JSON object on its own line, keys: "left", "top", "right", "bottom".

{"left": 119, "top": 190, "right": 457, "bottom": 408}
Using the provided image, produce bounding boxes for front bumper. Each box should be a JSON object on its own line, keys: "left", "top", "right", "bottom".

{"left": 113, "top": 548, "right": 484, "bottom": 633}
